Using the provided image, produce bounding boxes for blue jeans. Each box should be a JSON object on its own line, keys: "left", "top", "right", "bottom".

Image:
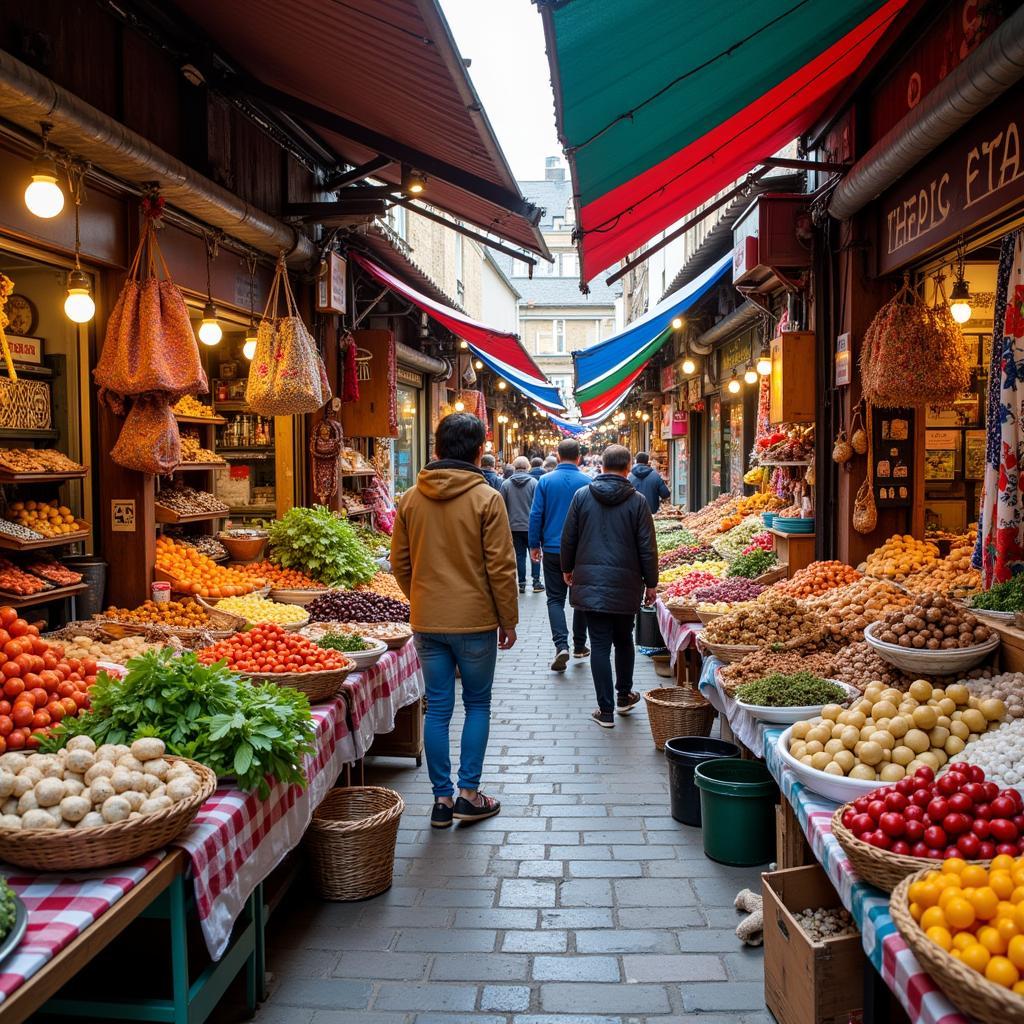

{"left": 542, "top": 551, "right": 588, "bottom": 653}
{"left": 512, "top": 531, "right": 540, "bottom": 585}
{"left": 415, "top": 631, "right": 498, "bottom": 798}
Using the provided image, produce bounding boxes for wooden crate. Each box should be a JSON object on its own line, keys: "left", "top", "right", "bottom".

{"left": 367, "top": 698, "right": 423, "bottom": 765}
{"left": 769, "top": 331, "right": 815, "bottom": 424}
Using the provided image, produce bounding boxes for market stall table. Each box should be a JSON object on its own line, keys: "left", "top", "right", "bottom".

{"left": 697, "top": 654, "right": 775, "bottom": 758}
{"left": 655, "top": 598, "right": 703, "bottom": 684}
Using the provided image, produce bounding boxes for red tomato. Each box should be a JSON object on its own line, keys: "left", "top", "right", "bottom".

{"left": 71, "top": 691, "right": 88, "bottom": 709}
{"left": 83, "top": 675, "right": 96, "bottom": 689}
{"left": 21, "top": 673, "right": 41, "bottom": 690}
{"left": 60, "top": 697, "right": 77, "bottom": 716}
{"left": 6, "top": 730, "right": 25, "bottom": 750}
{"left": 41, "top": 652, "right": 57, "bottom": 671}
{"left": 0, "top": 717, "right": 12, "bottom": 737}
{"left": 1, "top": 663, "right": 19, "bottom": 681}
{"left": 11, "top": 704, "right": 32, "bottom": 728}
{"left": 45, "top": 702, "right": 63, "bottom": 722}
{"left": 7, "top": 620, "right": 28, "bottom": 638}
{"left": 29, "top": 711, "right": 49, "bottom": 729}
{"left": 25, "top": 733, "right": 41, "bottom": 750}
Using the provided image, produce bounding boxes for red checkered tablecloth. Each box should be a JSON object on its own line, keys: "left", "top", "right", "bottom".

{"left": 655, "top": 599, "right": 701, "bottom": 667}
{"left": 0, "top": 854, "right": 164, "bottom": 1003}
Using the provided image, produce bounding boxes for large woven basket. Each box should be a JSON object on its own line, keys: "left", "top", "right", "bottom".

{"left": 831, "top": 807, "right": 938, "bottom": 892}
{"left": 305, "top": 787, "right": 405, "bottom": 900}
{"left": 665, "top": 601, "right": 700, "bottom": 623}
{"left": 891, "top": 869, "right": 1019, "bottom": 1024}
{"left": 0, "top": 756, "right": 216, "bottom": 871}
{"left": 245, "top": 662, "right": 354, "bottom": 702}
{"left": 643, "top": 686, "right": 715, "bottom": 750}
{"left": 270, "top": 587, "right": 326, "bottom": 606}
{"left": 753, "top": 563, "right": 789, "bottom": 585}
{"left": 696, "top": 635, "right": 760, "bottom": 663}
{"left": 196, "top": 596, "right": 309, "bottom": 633}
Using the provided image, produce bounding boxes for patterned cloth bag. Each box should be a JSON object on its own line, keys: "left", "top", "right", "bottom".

{"left": 246, "top": 257, "right": 331, "bottom": 416}
{"left": 94, "top": 216, "right": 207, "bottom": 411}
{"left": 110, "top": 396, "right": 180, "bottom": 474}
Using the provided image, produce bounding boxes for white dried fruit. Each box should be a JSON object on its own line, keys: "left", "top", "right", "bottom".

{"left": 21, "top": 808, "right": 58, "bottom": 829}
{"left": 101, "top": 795, "right": 131, "bottom": 823}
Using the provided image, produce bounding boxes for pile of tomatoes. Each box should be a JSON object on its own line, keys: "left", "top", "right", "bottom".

{"left": 197, "top": 622, "right": 351, "bottom": 674}
{"left": 0, "top": 607, "right": 94, "bottom": 752}
{"left": 841, "top": 763, "right": 1024, "bottom": 860}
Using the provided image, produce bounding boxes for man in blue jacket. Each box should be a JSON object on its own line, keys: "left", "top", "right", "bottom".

{"left": 529, "top": 438, "right": 591, "bottom": 671}
{"left": 628, "top": 451, "right": 670, "bottom": 513}
{"left": 480, "top": 453, "right": 503, "bottom": 491}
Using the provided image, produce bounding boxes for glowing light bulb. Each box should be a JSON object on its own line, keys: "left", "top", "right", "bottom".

{"left": 63, "top": 270, "right": 95, "bottom": 323}
{"left": 744, "top": 366, "right": 758, "bottom": 385}
{"left": 682, "top": 357, "right": 696, "bottom": 375}
{"left": 757, "top": 354, "right": 772, "bottom": 376}
{"left": 498, "top": 380, "right": 506, "bottom": 390}
{"left": 243, "top": 334, "right": 258, "bottom": 360}
{"left": 727, "top": 377, "right": 740, "bottom": 394}
{"left": 454, "top": 400, "right": 465, "bottom": 412}
{"left": 951, "top": 301, "right": 972, "bottom": 324}
{"left": 24, "top": 158, "right": 64, "bottom": 219}
{"left": 474, "top": 359, "right": 483, "bottom": 370}
{"left": 671, "top": 316, "right": 684, "bottom": 330}
{"left": 950, "top": 277, "right": 972, "bottom": 324}
{"left": 642, "top": 413, "right": 650, "bottom": 422}
{"left": 460, "top": 340, "right": 468, "bottom": 349}
{"left": 197, "top": 301, "right": 221, "bottom": 346}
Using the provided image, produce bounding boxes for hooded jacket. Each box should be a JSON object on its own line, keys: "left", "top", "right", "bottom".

{"left": 527, "top": 461, "right": 592, "bottom": 552}
{"left": 391, "top": 460, "right": 519, "bottom": 634}
{"left": 628, "top": 463, "right": 670, "bottom": 513}
{"left": 482, "top": 467, "right": 503, "bottom": 491}
{"left": 560, "top": 473, "right": 658, "bottom": 615}
{"left": 501, "top": 471, "right": 537, "bottom": 531}
{"left": 528, "top": 466, "right": 545, "bottom": 480}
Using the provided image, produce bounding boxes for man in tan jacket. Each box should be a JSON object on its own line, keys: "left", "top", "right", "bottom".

{"left": 391, "top": 412, "right": 518, "bottom": 828}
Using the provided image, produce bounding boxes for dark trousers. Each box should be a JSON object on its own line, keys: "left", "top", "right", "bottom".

{"left": 512, "top": 531, "right": 540, "bottom": 585}
{"left": 542, "top": 551, "right": 587, "bottom": 653}
{"left": 587, "top": 611, "right": 636, "bottom": 713}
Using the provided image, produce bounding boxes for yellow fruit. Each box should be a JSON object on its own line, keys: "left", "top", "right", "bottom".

{"left": 1014, "top": 980, "right": 1024, "bottom": 995}
{"left": 997, "top": 917, "right": 1020, "bottom": 945}
{"left": 910, "top": 880, "right": 940, "bottom": 909}
{"left": 993, "top": 855, "right": 1017, "bottom": 873}
{"left": 992, "top": 871, "right": 1015, "bottom": 901}
{"left": 945, "top": 897, "right": 976, "bottom": 931}
{"left": 920, "top": 906, "right": 947, "bottom": 932}
{"left": 979, "top": 925, "right": 1007, "bottom": 955}
{"left": 942, "top": 858, "right": 967, "bottom": 875}
{"left": 972, "top": 887, "right": 1000, "bottom": 921}
{"left": 961, "top": 942, "right": 991, "bottom": 972}
{"left": 953, "top": 932, "right": 977, "bottom": 952}
{"left": 986, "top": 955, "right": 1020, "bottom": 988}
{"left": 1008, "top": 934, "right": 1024, "bottom": 971}
{"left": 925, "top": 925, "right": 953, "bottom": 951}
{"left": 910, "top": 902, "right": 922, "bottom": 922}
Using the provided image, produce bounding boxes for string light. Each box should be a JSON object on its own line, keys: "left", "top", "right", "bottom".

{"left": 497, "top": 380, "right": 506, "bottom": 390}
{"left": 24, "top": 124, "right": 64, "bottom": 219}
{"left": 682, "top": 356, "right": 695, "bottom": 375}
{"left": 743, "top": 363, "right": 757, "bottom": 385}
{"left": 756, "top": 349, "right": 772, "bottom": 376}
{"left": 474, "top": 359, "right": 483, "bottom": 370}
{"left": 243, "top": 253, "right": 258, "bottom": 359}
{"left": 950, "top": 236, "right": 972, "bottom": 324}
{"left": 454, "top": 400, "right": 465, "bottom": 412}
{"left": 727, "top": 377, "right": 741, "bottom": 394}
{"left": 671, "top": 316, "right": 683, "bottom": 330}
{"left": 460, "top": 340, "right": 468, "bottom": 349}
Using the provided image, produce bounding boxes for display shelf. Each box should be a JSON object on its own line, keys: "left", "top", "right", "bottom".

{"left": 0, "top": 428, "right": 59, "bottom": 441}
{"left": 344, "top": 507, "right": 373, "bottom": 517}
{"left": 0, "top": 581, "right": 87, "bottom": 608}
{"left": 0, "top": 521, "right": 90, "bottom": 551}
{"left": 213, "top": 401, "right": 251, "bottom": 413}
{"left": 174, "top": 414, "right": 227, "bottom": 426}
{"left": 759, "top": 459, "right": 813, "bottom": 467}
{"left": 0, "top": 467, "right": 88, "bottom": 483}
{"left": 154, "top": 506, "right": 230, "bottom": 525}
{"left": 228, "top": 505, "right": 276, "bottom": 516}
{"left": 173, "top": 462, "right": 226, "bottom": 472}
{"left": 217, "top": 447, "right": 274, "bottom": 455}
{"left": 341, "top": 469, "right": 376, "bottom": 477}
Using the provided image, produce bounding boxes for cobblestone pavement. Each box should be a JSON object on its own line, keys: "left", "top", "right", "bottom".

{"left": 255, "top": 591, "right": 772, "bottom": 1024}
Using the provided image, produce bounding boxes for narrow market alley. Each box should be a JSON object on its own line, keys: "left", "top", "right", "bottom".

{"left": 254, "top": 592, "right": 772, "bottom": 1024}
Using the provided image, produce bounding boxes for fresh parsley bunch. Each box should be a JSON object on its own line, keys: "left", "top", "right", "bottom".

{"left": 268, "top": 505, "right": 377, "bottom": 587}
{"left": 43, "top": 650, "right": 316, "bottom": 799}
{"left": 727, "top": 549, "right": 778, "bottom": 579}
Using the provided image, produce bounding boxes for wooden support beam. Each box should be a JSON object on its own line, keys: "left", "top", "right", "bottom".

{"left": 325, "top": 157, "right": 393, "bottom": 191}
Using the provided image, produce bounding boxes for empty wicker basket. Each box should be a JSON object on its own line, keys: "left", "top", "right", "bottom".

{"left": 306, "top": 787, "right": 405, "bottom": 901}
{"left": 643, "top": 687, "right": 715, "bottom": 750}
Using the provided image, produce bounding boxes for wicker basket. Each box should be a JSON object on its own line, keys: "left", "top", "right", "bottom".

{"left": 651, "top": 653, "right": 673, "bottom": 678}
{"left": 831, "top": 807, "right": 936, "bottom": 892}
{"left": 196, "top": 596, "right": 308, "bottom": 632}
{"left": 696, "top": 635, "right": 760, "bottom": 663}
{"left": 891, "top": 869, "right": 1018, "bottom": 1024}
{"left": 753, "top": 563, "right": 789, "bottom": 585}
{"left": 642, "top": 686, "right": 715, "bottom": 750}
{"left": 245, "top": 662, "right": 354, "bottom": 702}
{"left": 0, "top": 756, "right": 216, "bottom": 871}
{"left": 665, "top": 601, "right": 700, "bottom": 623}
{"left": 92, "top": 618, "right": 237, "bottom": 642}
{"left": 305, "top": 787, "right": 405, "bottom": 900}
{"left": 270, "top": 587, "right": 327, "bottom": 606}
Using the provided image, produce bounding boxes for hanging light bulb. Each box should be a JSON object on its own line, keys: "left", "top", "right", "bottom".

{"left": 512, "top": 421, "right": 519, "bottom": 429}
{"left": 24, "top": 125, "right": 64, "bottom": 219}
{"left": 671, "top": 316, "right": 684, "bottom": 330}
{"left": 642, "top": 412, "right": 650, "bottom": 422}
{"left": 727, "top": 377, "right": 741, "bottom": 394}
{"left": 474, "top": 359, "right": 483, "bottom": 370}
{"left": 454, "top": 400, "right": 465, "bottom": 412}
{"left": 950, "top": 235, "right": 972, "bottom": 325}
{"left": 402, "top": 164, "right": 427, "bottom": 195}
{"left": 744, "top": 364, "right": 758, "bottom": 385}
{"left": 459, "top": 339, "right": 468, "bottom": 350}
{"left": 497, "top": 380, "right": 506, "bottom": 390}
{"left": 243, "top": 329, "right": 258, "bottom": 361}
{"left": 198, "top": 300, "right": 222, "bottom": 346}
{"left": 62, "top": 166, "right": 94, "bottom": 323}
{"left": 756, "top": 349, "right": 772, "bottom": 376}
{"left": 682, "top": 356, "right": 696, "bottom": 375}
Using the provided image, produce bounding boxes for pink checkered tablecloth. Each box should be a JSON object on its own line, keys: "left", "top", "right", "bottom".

{"left": 655, "top": 599, "right": 701, "bottom": 667}
{"left": 0, "top": 854, "right": 164, "bottom": 1003}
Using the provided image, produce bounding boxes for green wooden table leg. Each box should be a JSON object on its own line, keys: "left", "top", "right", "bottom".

{"left": 252, "top": 882, "right": 267, "bottom": 1004}
{"left": 168, "top": 873, "right": 190, "bottom": 1024}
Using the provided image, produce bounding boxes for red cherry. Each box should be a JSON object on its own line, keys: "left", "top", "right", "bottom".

{"left": 841, "top": 809, "right": 857, "bottom": 829}
{"left": 905, "top": 819, "right": 926, "bottom": 842}
{"left": 990, "top": 818, "right": 1019, "bottom": 843}
{"left": 867, "top": 800, "right": 887, "bottom": 823}
{"left": 984, "top": 782, "right": 1000, "bottom": 802}
{"left": 957, "top": 833, "right": 982, "bottom": 858}
{"left": 947, "top": 792, "right": 973, "bottom": 814}
{"left": 853, "top": 796, "right": 872, "bottom": 814}
{"left": 991, "top": 796, "right": 1016, "bottom": 819}
{"left": 891, "top": 840, "right": 912, "bottom": 856}
{"left": 972, "top": 819, "right": 991, "bottom": 839}
{"left": 949, "top": 762, "right": 971, "bottom": 776}
{"left": 911, "top": 789, "right": 932, "bottom": 809}
{"left": 915, "top": 766, "right": 936, "bottom": 784}
{"left": 943, "top": 846, "right": 964, "bottom": 859}
{"left": 937, "top": 773, "right": 963, "bottom": 796}
{"left": 879, "top": 812, "right": 905, "bottom": 837}
{"left": 968, "top": 765, "right": 986, "bottom": 784}
{"left": 924, "top": 825, "right": 948, "bottom": 849}
{"left": 1013, "top": 814, "right": 1024, "bottom": 833}
{"left": 851, "top": 813, "right": 874, "bottom": 836}
{"left": 1006, "top": 790, "right": 1024, "bottom": 813}
{"left": 911, "top": 841, "right": 930, "bottom": 858}
{"left": 896, "top": 778, "right": 916, "bottom": 796}
{"left": 997, "top": 843, "right": 1020, "bottom": 857}
{"left": 962, "top": 783, "right": 986, "bottom": 802}
{"left": 926, "top": 847, "right": 946, "bottom": 860}
{"left": 975, "top": 802, "right": 994, "bottom": 820}
{"left": 905, "top": 805, "right": 925, "bottom": 822}
{"left": 978, "top": 840, "right": 997, "bottom": 859}
{"left": 927, "top": 797, "right": 950, "bottom": 822}
{"left": 884, "top": 792, "right": 909, "bottom": 813}
{"left": 943, "top": 813, "right": 971, "bottom": 836}
{"left": 867, "top": 830, "right": 892, "bottom": 850}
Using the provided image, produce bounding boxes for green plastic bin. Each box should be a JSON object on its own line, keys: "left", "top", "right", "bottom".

{"left": 694, "top": 758, "right": 777, "bottom": 866}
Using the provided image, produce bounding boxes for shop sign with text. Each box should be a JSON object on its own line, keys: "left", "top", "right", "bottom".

{"left": 878, "top": 81, "right": 1024, "bottom": 274}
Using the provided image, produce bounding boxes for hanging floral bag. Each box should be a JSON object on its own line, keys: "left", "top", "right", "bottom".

{"left": 246, "top": 256, "right": 331, "bottom": 416}
{"left": 110, "top": 396, "right": 180, "bottom": 475}
{"left": 93, "top": 211, "right": 207, "bottom": 410}
{"left": 860, "top": 276, "right": 970, "bottom": 408}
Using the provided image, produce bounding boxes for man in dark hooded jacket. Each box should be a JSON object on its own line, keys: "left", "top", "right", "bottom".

{"left": 628, "top": 451, "right": 670, "bottom": 513}
{"left": 561, "top": 445, "right": 658, "bottom": 728}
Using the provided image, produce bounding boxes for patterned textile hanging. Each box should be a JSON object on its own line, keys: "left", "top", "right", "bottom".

{"left": 341, "top": 333, "right": 360, "bottom": 403}
{"left": 310, "top": 416, "right": 344, "bottom": 506}
{"left": 974, "top": 230, "right": 1024, "bottom": 585}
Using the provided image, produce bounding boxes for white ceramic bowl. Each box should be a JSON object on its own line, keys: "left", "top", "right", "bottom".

{"left": 341, "top": 637, "right": 389, "bottom": 671}
{"left": 735, "top": 680, "right": 860, "bottom": 725}
{"left": 863, "top": 620, "right": 1000, "bottom": 674}
{"left": 776, "top": 725, "right": 884, "bottom": 803}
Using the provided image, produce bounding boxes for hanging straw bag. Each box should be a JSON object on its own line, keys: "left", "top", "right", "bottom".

{"left": 110, "top": 396, "right": 180, "bottom": 475}
{"left": 246, "top": 257, "right": 331, "bottom": 416}
{"left": 94, "top": 216, "right": 207, "bottom": 410}
{"left": 852, "top": 403, "right": 877, "bottom": 534}
{"left": 832, "top": 430, "right": 852, "bottom": 464}
{"left": 850, "top": 402, "right": 868, "bottom": 455}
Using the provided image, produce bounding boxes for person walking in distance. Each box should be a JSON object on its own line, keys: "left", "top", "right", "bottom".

{"left": 628, "top": 451, "right": 670, "bottom": 513}
{"left": 502, "top": 456, "right": 543, "bottom": 594}
{"left": 480, "top": 453, "right": 503, "bottom": 491}
{"left": 391, "top": 413, "right": 518, "bottom": 827}
{"left": 528, "top": 457, "right": 545, "bottom": 480}
{"left": 560, "top": 444, "right": 658, "bottom": 727}
{"left": 529, "top": 438, "right": 591, "bottom": 672}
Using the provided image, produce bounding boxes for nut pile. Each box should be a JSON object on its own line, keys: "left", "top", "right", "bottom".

{"left": 702, "top": 594, "right": 823, "bottom": 648}
{"left": 178, "top": 432, "right": 223, "bottom": 465}
{"left": 59, "top": 633, "right": 161, "bottom": 664}
{"left": 864, "top": 535, "right": 939, "bottom": 582}
{"left": 788, "top": 679, "right": 1006, "bottom": 782}
{"left": 305, "top": 589, "right": 410, "bottom": 623}
{"left": 103, "top": 599, "right": 211, "bottom": 629}
{"left": 775, "top": 561, "right": 863, "bottom": 599}
{"left": 874, "top": 594, "right": 992, "bottom": 651}
{"left": 0, "top": 738, "right": 203, "bottom": 830}
{"left": 356, "top": 573, "right": 407, "bottom": 602}
{"left": 719, "top": 650, "right": 839, "bottom": 694}
{"left": 964, "top": 673, "right": 1024, "bottom": 720}
{"left": 167, "top": 533, "right": 227, "bottom": 562}
{"left": 808, "top": 578, "right": 912, "bottom": 643}
{"left": 0, "top": 449, "right": 84, "bottom": 474}
{"left": 828, "top": 641, "right": 915, "bottom": 691}
{"left": 903, "top": 539, "right": 981, "bottom": 597}
{"left": 171, "top": 395, "right": 218, "bottom": 418}
{"left": 793, "top": 906, "right": 857, "bottom": 942}
{"left": 155, "top": 486, "right": 229, "bottom": 517}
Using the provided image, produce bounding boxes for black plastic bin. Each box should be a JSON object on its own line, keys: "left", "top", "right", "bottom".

{"left": 664, "top": 736, "right": 739, "bottom": 826}
{"left": 635, "top": 605, "right": 665, "bottom": 648}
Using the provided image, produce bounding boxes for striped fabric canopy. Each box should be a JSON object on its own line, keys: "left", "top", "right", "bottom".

{"left": 540, "top": 0, "right": 910, "bottom": 280}
{"left": 351, "top": 253, "right": 565, "bottom": 411}
{"left": 574, "top": 252, "right": 732, "bottom": 421}
{"left": 543, "top": 409, "right": 589, "bottom": 436}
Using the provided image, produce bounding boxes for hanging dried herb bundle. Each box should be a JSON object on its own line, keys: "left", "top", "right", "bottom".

{"left": 860, "top": 279, "right": 970, "bottom": 408}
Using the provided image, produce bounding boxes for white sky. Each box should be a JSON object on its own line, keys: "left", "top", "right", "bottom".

{"left": 440, "top": 0, "right": 564, "bottom": 182}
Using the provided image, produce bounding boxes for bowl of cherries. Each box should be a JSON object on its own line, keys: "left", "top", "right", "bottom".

{"left": 831, "top": 763, "right": 1024, "bottom": 892}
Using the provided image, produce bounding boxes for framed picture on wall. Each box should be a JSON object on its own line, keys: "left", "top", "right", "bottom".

{"left": 965, "top": 430, "right": 986, "bottom": 480}
{"left": 925, "top": 450, "right": 956, "bottom": 481}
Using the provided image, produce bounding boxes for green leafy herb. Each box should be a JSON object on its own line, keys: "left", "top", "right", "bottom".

{"left": 736, "top": 672, "right": 846, "bottom": 708}
{"left": 317, "top": 632, "right": 371, "bottom": 652}
{"left": 0, "top": 878, "right": 15, "bottom": 942}
{"left": 727, "top": 550, "right": 778, "bottom": 579}
{"left": 268, "top": 505, "right": 378, "bottom": 588}
{"left": 972, "top": 575, "right": 1024, "bottom": 612}
{"left": 41, "top": 649, "right": 315, "bottom": 799}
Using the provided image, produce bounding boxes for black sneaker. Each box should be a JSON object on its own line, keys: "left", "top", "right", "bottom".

{"left": 533, "top": 581, "right": 545, "bottom": 592}
{"left": 431, "top": 800, "right": 453, "bottom": 829}
{"left": 573, "top": 647, "right": 590, "bottom": 658}
{"left": 453, "top": 793, "right": 501, "bottom": 823}
{"left": 551, "top": 650, "right": 570, "bottom": 672}
{"left": 616, "top": 691, "right": 641, "bottom": 714}
{"left": 592, "top": 709, "right": 615, "bottom": 728}
{"left": 519, "top": 583, "right": 526, "bottom": 594}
